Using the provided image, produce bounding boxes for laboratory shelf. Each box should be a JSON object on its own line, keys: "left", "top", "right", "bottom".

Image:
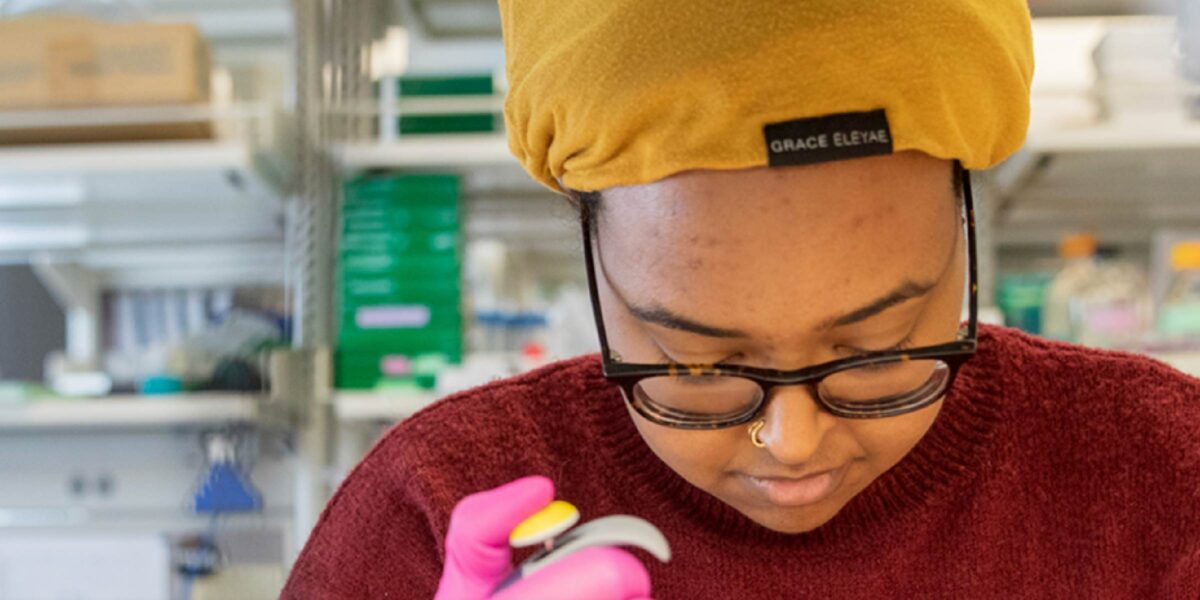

{"left": 333, "top": 390, "right": 440, "bottom": 423}
{"left": 0, "top": 108, "right": 289, "bottom": 288}
{"left": 393, "top": 95, "right": 506, "bottom": 115}
{"left": 334, "top": 134, "right": 514, "bottom": 172}
{"left": 0, "top": 393, "right": 260, "bottom": 431}
{"left": 0, "top": 139, "right": 256, "bottom": 176}
{"left": 1026, "top": 116, "right": 1200, "bottom": 154}
{"left": 0, "top": 104, "right": 288, "bottom": 269}
{"left": 0, "top": 140, "right": 280, "bottom": 209}
{"left": 0, "top": 103, "right": 285, "bottom": 207}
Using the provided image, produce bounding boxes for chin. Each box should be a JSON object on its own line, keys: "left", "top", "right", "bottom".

{"left": 746, "top": 505, "right": 840, "bottom": 534}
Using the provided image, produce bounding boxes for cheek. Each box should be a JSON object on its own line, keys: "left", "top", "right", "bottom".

{"left": 845, "top": 399, "right": 944, "bottom": 474}
{"left": 627, "top": 405, "right": 744, "bottom": 487}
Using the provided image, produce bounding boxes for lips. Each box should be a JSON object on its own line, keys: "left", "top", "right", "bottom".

{"left": 744, "top": 465, "right": 846, "bottom": 507}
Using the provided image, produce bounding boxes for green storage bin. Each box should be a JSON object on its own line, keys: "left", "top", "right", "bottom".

{"left": 338, "top": 300, "right": 462, "bottom": 342}
{"left": 344, "top": 174, "right": 459, "bottom": 206}
{"left": 338, "top": 324, "right": 463, "bottom": 359}
{"left": 335, "top": 346, "right": 461, "bottom": 389}
{"left": 340, "top": 277, "right": 460, "bottom": 304}
{"left": 378, "top": 75, "right": 498, "bottom": 136}
{"left": 339, "top": 230, "right": 459, "bottom": 256}
{"left": 339, "top": 252, "right": 459, "bottom": 277}
{"left": 344, "top": 191, "right": 459, "bottom": 211}
{"left": 342, "top": 205, "right": 460, "bottom": 234}
{"left": 339, "top": 298, "right": 461, "bottom": 327}
{"left": 336, "top": 350, "right": 408, "bottom": 389}
{"left": 398, "top": 114, "right": 497, "bottom": 135}
{"left": 337, "top": 172, "right": 465, "bottom": 376}
{"left": 395, "top": 74, "right": 494, "bottom": 96}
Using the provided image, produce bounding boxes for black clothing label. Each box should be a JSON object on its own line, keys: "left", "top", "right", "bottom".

{"left": 764, "top": 109, "right": 893, "bottom": 167}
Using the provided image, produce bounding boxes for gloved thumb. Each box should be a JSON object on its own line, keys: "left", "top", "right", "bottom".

{"left": 434, "top": 475, "right": 555, "bottom": 600}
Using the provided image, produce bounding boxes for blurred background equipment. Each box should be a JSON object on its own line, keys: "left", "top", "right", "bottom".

{"left": 0, "top": 1, "right": 1197, "bottom": 598}
{"left": 0, "top": 1, "right": 296, "bottom": 599}
{"left": 1158, "top": 241, "right": 1200, "bottom": 336}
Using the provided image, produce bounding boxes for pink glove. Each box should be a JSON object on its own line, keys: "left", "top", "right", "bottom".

{"left": 434, "top": 476, "right": 653, "bottom": 600}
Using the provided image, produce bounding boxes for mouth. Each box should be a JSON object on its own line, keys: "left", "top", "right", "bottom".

{"left": 742, "top": 464, "right": 848, "bottom": 508}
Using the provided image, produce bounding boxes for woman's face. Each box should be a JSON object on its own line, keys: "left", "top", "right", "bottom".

{"left": 592, "top": 151, "right": 965, "bottom": 533}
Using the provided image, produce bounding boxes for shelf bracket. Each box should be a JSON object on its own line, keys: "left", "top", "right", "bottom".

{"left": 30, "top": 257, "right": 101, "bottom": 369}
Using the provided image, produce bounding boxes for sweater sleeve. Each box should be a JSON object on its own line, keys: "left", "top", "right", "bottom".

{"left": 280, "top": 433, "right": 445, "bottom": 600}
{"left": 1018, "top": 335, "right": 1200, "bottom": 592}
{"left": 1137, "top": 361, "right": 1200, "bottom": 596}
{"left": 1160, "top": 548, "right": 1200, "bottom": 600}
{"left": 280, "top": 365, "right": 591, "bottom": 599}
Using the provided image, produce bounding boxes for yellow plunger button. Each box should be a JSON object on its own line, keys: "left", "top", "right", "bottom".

{"left": 509, "top": 500, "right": 580, "bottom": 548}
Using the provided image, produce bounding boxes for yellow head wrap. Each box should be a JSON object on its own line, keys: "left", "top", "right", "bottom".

{"left": 500, "top": 1, "right": 1033, "bottom": 193}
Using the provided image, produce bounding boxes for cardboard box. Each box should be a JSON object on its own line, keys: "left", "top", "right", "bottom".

{"left": 0, "top": 15, "right": 211, "bottom": 109}
{"left": 0, "top": 16, "right": 213, "bottom": 143}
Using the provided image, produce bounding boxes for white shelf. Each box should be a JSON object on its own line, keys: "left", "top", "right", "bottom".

{"left": 0, "top": 140, "right": 278, "bottom": 205}
{"left": 0, "top": 103, "right": 285, "bottom": 233}
{"left": 0, "top": 139, "right": 252, "bottom": 174}
{"left": 1016, "top": 16, "right": 1200, "bottom": 159}
{"left": 334, "top": 391, "right": 439, "bottom": 423}
{"left": 395, "top": 96, "right": 506, "bottom": 114}
{"left": 335, "top": 134, "right": 514, "bottom": 172}
{"left": 0, "top": 138, "right": 286, "bottom": 281}
{"left": 0, "top": 393, "right": 260, "bottom": 431}
{"left": 1026, "top": 116, "right": 1200, "bottom": 154}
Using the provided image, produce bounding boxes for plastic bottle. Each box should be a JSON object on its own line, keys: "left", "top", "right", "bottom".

{"left": 1158, "top": 241, "right": 1200, "bottom": 338}
{"left": 1042, "top": 233, "right": 1101, "bottom": 342}
{"left": 1073, "top": 255, "right": 1153, "bottom": 349}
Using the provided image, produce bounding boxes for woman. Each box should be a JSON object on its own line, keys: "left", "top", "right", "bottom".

{"left": 283, "top": 1, "right": 1199, "bottom": 598}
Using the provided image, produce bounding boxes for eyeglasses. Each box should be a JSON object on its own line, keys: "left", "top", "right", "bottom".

{"left": 581, "top": 165, "right": 980, "bottom": 430}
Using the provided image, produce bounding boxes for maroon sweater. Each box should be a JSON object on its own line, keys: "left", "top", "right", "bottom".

{"left": 283, "top": 326, "right": 1200, "bottom": 598}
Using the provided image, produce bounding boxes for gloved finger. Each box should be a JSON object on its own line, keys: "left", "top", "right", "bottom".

{"left": 490, "top": 547, "right": 652, "bottom": 600}
{"left": 442, "top": 475, "right": 555, "bottom": 580}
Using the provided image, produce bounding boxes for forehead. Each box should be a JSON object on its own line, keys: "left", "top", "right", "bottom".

{"left": 594, "top": 152, "right": 956, "bottom": 332}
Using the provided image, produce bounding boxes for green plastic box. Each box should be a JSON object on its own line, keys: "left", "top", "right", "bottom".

{"left": 338, "top": 252, "right": 459, "bottom": 277}
{"left": 335, "top": 347, "right": 461, "bottom": 389}
{"left": 340, "top": 277, "right": 460, "bottom": 304}
{"left": 344, "top": 174, "right": 459, "bottom": 206}
{"left": 338, "top": 324, "right": 463, "bottom": 359}
{"left": 389, "top": 74, "right": 497, "bottom": 134}
{"left": 339, "top": 230, "right": 459, "bottom": 257}
{"left": 342, "top": 206, "right": 460, "bottom": 234}
{"left": 397, "top": 114, "right": 496, "bottom": 135}
{"left": 336, "top": 172, "right": 465, "bottom": 388}
{"left": 395, "top": 74, "right": 494, "bottom": 97}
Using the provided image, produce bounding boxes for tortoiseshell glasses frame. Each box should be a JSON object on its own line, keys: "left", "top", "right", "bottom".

{"left": 580, "top": 165, "right": 979, "bottom": 429}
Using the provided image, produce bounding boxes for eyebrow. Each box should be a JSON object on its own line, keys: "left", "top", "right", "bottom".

{"left": 625, "top": 278, "right": 937, "bottom": 339}
{"left": 627, "top": 305, "right": 748, "bottom": 338}
{"left": 816, "top": 279, "right": 937, "bottom": 330}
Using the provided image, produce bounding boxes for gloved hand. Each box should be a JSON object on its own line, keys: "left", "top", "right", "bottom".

{"left": 434, "top": 475, "right": 653, "bottom": 600}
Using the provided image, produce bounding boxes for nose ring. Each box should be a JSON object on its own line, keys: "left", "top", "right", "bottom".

{"left": 748, "top": 420, "right": 766, "bottom": 448}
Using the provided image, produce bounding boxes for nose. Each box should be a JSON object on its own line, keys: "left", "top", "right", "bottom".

{"left": 756, "top": 385, "right": 837, "bottom": 466}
